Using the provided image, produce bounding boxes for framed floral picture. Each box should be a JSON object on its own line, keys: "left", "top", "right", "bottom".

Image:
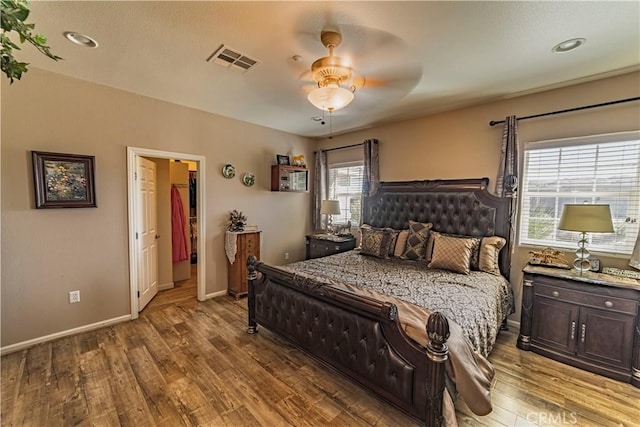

{"left": 32, "top": 151, "right": 97, "bottom": 208}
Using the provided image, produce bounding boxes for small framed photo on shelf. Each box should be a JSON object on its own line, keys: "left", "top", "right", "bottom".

{"left": 32, "top": 151, "right": 97, "bottom": 209}
{"left": 276, "top": 154, "right": 290, "bottom": 165}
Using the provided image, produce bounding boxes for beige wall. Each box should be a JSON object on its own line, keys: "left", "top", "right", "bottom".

{"left": 316, "top": 71, "right": 640, "bottom": 323}
{"left": 2, "top": 67, "right": 638, "bottom": 348}
{"left": 1, "top": 68, "right": 313, "bottom": 347}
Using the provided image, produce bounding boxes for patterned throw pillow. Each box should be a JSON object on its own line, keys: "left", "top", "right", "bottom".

{"left": 468, "top": 238, "right": 482, "bottom": 270}
{"left": 387, "top": 229, "right": 400, "bottom": 257}
{"left": 393, "top": 230, "right": 410, "bottom": 257}
{"left": 428, "top": 233, "right": 475, "bottom": 274}
{"left": 401, "top": 220, "right": 433, "bottom": 260}
{"left": 360, "top": 227, "right": 394, "bottom": 258}
{"left": 425, "top": 231, "right": 481, "bottom": 267}
{"left": 479, "top": 236, "right": 506, "bottom": 275}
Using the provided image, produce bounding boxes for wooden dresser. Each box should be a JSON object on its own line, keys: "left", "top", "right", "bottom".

{"left": 517, "top": 265, "right": 640, "bottom": 387}
{"left": 227, "top": 231, "right": 261, "bottom": 298}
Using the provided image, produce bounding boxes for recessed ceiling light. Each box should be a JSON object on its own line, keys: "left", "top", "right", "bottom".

{"left": 552, "top": 38, "right": 585, "bottom": 53}
{"left": 311, "top": 116, "right": 323, "bottom": 121}
{"left": 63, "top": 31, "right": 99, "bottom": 48}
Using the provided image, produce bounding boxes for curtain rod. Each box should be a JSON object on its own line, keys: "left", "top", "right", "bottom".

{"left": 315, "top": 142, "right": 364, "bottom": 154}
{"left": 489, "top": 96, "right": 640, "bottom": 127}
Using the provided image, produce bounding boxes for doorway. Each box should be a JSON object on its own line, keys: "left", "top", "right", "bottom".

{"left": 127, "top": 147, "right": 206, "bottom": 320}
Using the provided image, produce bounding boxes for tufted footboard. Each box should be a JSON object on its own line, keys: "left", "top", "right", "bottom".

{"left": 246, "top": 256, "right": 450, "bottom": 427}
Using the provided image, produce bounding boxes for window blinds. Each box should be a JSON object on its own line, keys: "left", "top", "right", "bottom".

{"left": 520, "top": 136, "right": 640, "bottom": 256}
{"left": 328, "top": 163, "right": 364, "bottom": 225}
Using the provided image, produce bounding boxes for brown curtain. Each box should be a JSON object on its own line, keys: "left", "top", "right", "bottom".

{"left": 312, "top": 150, "right": 328, "bottom": 231}
{"left": 495, "top": 116, "right": 519, "bottom": 198}
{"left": 363, "top": 139, "right": 380, "bottom": 197}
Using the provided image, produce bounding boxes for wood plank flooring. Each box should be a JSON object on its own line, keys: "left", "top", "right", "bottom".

{"left": 2, "top": 273, "right": 639, "bottom": 426}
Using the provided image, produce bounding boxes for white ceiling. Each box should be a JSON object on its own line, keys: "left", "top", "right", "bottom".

{"left": 17, "top": 1, "right": 640, "bottom": 138}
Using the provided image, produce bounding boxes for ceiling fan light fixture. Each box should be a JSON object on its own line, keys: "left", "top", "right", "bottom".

{"left": 307, "top": 83, "right": 354, "bottom": 112}
{"left": 307, "top": 31, "right": 356, "bottom": 112}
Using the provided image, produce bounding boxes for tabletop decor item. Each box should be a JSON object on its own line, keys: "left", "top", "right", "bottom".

{"left": 558, "top": 204, "right": 614, "bottom": 274}
{"left": 221, "top": 164, "right": 236, "bottom": 179}
{"left": 32, "top": 151, "right": 97, "bottom": 208}
{"left": 276, "top": 154, "right": 290, "bottom": 165}
{"left": 227, "top": 210, "right": 247, "bottom": 232}
{"left": 242, "top": 172, "right": 255, "bottom": 187}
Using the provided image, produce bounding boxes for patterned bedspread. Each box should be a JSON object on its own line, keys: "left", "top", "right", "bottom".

{"left": 281, "top": 250, "right": 513, "bottom": 357}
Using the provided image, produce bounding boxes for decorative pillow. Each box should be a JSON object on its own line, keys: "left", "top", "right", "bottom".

{"left": 424, "top": 231, "right": 438, "bottom": 263}
{"left": 357, "top": 223, "right": 373, "bottom": 249}
{"left": 479, "top": 236, "right": 506, "bottom": 275}
{"left": 468, "top": 238, "right": 482, "bottom": 270}
{"left": 428, "top": 234, "right": 475, "bottom": 274}
{"left": 425, "top": 231, "right": 481, "bottom": 267}
{"left": 393, "top": 230, "right": 410, "bottom": 257}
{"left": 387, "top": 229, "right": 400, "bottom": 257}
{"left": 359, "top": 227, "right": 394, "bottom": 258}
{"left": 402, "top": 220, "right": 433, "bottom": 260}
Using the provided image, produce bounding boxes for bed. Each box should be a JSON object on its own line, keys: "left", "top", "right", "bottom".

{"left": 246, "top": 178, "right": 514, "bottom": 426}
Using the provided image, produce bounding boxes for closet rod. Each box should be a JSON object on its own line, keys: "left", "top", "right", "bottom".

{"left": 489, "top": 96, "right": 640, "bottom": 127}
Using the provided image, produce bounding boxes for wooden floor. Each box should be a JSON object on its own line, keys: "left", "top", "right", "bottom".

{"left": 2, "top": 270, "right": 639, "bottom": 426}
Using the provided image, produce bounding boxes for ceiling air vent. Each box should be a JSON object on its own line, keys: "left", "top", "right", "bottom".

{"left": 207, "top": 45, "right": 260, "bottom": 72}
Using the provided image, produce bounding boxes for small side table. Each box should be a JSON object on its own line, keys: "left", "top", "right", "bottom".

{"left": 517, "top": 265, "right": 640, "bottom": 387}
{"left": 306, "top": 234, "right": 356, "bottom": 259}
{"left": 226, "top": 230, "right": 261, "bottom": 298}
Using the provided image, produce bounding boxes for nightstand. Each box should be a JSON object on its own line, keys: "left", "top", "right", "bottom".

{"left": 306, "top": 234, "right": 356, "bottom": 259}
{"left": 517, "top": 265, "right": 640, "bottom": 387}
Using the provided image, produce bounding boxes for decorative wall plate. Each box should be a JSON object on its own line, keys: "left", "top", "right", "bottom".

{"left": 242, "top": 172, "right": 255, "bottom": 187}
{"left": 222, "top": 164, "right": 236, "bottom": 179}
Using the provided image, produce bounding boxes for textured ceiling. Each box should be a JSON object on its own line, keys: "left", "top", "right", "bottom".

{"left": 15, "top": 1, "right": 640, "bottom": 138}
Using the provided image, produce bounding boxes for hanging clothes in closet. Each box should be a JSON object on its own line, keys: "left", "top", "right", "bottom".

{"left": 171, "top": 185, "right": 189, "bottom": 263}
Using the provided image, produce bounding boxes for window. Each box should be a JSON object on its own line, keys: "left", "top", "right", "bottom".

{"left": 519, "top": 132, "right": 640, "bottom": 256}
{"left": 328, "top": 162, "right": 364, "bottom": 225}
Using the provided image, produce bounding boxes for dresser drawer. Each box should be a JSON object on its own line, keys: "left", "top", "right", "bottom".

{"left": 306, "top": 235, "right": 356, "bottom": 259}
{"left": 535, "top": 283, "right": 638, "bottom": 315}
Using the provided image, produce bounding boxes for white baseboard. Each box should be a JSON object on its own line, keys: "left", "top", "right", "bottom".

{"left": 0, "top": 314, "right": 131, "bottom": 356}
{"left": 158, "top": 282, "right": 175, "bottom": 291}
{"left": 201, "top": 289, "right": 228, "bottom": 300}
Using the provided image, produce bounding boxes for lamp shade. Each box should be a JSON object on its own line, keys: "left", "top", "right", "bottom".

{"left": 307, "top": 83, "right": 354, "bottom": 112}
{"left": 558, "top": 204, "right": 614, "bottom": 233}
{"left": 320, "top": 200, "right": 341, "bottom": 215}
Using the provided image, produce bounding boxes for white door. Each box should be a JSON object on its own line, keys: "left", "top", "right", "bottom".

{"left": 136, "top": 157, "right": 159, "bottom": 311}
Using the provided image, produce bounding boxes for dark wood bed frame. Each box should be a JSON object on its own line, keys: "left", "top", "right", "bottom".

{"left": 246, "top": 178, "right": 514, "bottom": 426}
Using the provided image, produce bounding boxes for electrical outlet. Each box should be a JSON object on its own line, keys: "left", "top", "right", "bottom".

{"left": 284, "top": 252, "right": 290, "bottom": 260}
{"left": 69, "top": 290, "right": 80, "bottom": 304}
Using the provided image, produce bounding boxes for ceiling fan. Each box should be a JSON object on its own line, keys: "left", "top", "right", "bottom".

{"left": 301, "top": 27, "right": 422, "bottom": 115}
{"left": 305, "top": 30, "right": 358, "bottom": 112}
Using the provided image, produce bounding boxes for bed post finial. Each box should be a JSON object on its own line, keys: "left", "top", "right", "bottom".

{"left": 425, "top": 312, "right": 449, "bottom": 427}
{"left": 427, "top": 312, "right": 450, "bottom": 361}
{"left": 246, "top": 255, "right": 259, "bottom": 334}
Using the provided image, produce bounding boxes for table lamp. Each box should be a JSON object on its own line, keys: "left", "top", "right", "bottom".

{"left": 558, "top": 204, "right": 614, "bottom": 273}
{"left": 320, "top": 200, "right": 341, "bottom": 233}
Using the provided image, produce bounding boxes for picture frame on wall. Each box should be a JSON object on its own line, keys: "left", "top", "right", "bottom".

{"left": 32, "top": 151, "right": 97, "bottom": 209}
{"left": 276, "top": 154, "right": 290, "bottom": 165}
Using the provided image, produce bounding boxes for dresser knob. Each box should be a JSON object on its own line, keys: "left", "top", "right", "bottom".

{"left": 552, "top": 291, "right": 559, "bottom": 297}
{"left": 604, "top": 301, "right": 613, "bottom": 308}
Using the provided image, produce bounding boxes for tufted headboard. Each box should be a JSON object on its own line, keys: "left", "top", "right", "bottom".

{"left": 362, "top": 178, "right": 513, "bottom": 278}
